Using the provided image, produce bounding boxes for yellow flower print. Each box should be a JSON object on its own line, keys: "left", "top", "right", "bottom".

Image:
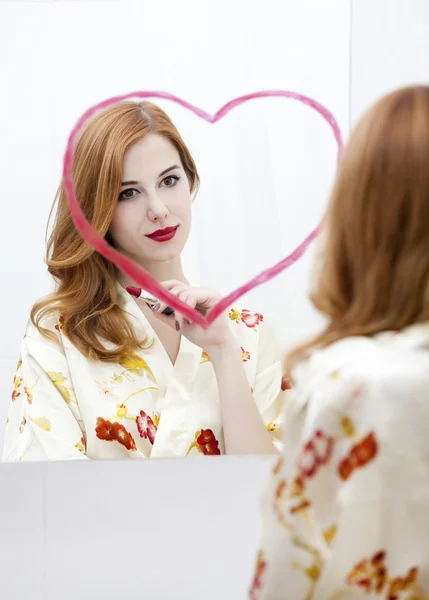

{"left": 153, "top": 413, "right": 160, "bottom": 428}
{"left": 290, "top": 538, "right": 323, "bottom": 592}
{"left": 110, "top": 372, "right": 124, "bottom": 384}
{"left": 200, "top": 350, "right": 210, "bottom": 364}
{"left": 24, "top": 386, "right": 33, "bottom": 404}
{"left": 75, "top": 437, "right": 86, "bottom": 453}
{"left": 241, "top": 347, "right": 251, "bottom": 362}
{"left": 340, "top": 416, "right": 355, "bottom": 437}
{"left": 16, "top": 359, "right": 22, "bottom": 370}
{"left": 228, "top": 308, "right": 241, "bottom": 323}
{"left": 47, "top": 372, "right": 73, "bottom": 404}
{"left": 31, "top": 417, "right": 51, "bottom": 432}
{"left": 116, "top": 403, "right": 128, "bottom": 419}
{"left": 266, "top": 422, "right": 277, "bottom": 432}
{"left": 323, "top": 525, "right": 337, "bottom": 546}
{"left": 119, "top": 352, "right": 157, "bottom": 383}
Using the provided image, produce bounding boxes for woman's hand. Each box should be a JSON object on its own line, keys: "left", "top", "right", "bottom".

{"left": 150, "top": 280, "right": 233, "bottom": 352}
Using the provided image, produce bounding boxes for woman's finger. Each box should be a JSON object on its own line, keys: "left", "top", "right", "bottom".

{"left": 153, "top": 284, "right": 186, "bottom": 316}
{"left": 175, "top": 290, "right": 198, "bottom": 330}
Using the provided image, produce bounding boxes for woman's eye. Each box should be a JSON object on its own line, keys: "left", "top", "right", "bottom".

{"left": 161, "top": 175, "right": 180, "bottom": 188}
{"left": 118, "top": 188, "right": 138, "bottom": 201}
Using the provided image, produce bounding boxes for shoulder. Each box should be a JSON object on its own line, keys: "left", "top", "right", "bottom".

{"left": 302, "top": 334, "right": 429, "bottom": 384}
{"left": 22, "top": 308, "right": 64, "bottom": 351}
{"left": 293, "top": 335, "right": 429, "bottom": 423}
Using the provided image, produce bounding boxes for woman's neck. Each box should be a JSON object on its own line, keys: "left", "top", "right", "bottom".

{"left": 116, "top": 256, "right": 189, "bottom": 288}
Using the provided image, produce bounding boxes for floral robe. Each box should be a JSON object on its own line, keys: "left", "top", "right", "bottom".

{"left": 3, "top": 285, "right": 286, "bottom": 461}
{"left": 250, "top": 323, "right": 429, "bottom": 599}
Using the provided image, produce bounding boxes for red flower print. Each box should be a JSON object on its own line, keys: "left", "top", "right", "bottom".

{"left": 273, "top": 456, "right": 284, "bottom": 475}
{"left": 136, "top": 410, "right": 157, "bottom": 445}
{"left": 55, "top": 315, "right": 65, "bottom": 332}
{"left": 347, "top": 552, "right": 387, "bottom": 593}
{"left": 338, "top": 432, "right": 378, "bottom": 481}
{"left": 241, "top": 347, "right": 250, "bottom": 362}
{"left": 12, "top": 375, "right": 22, "bottom": 401}
{"left": 290, "top": 476, "right": 305, "bottom": 498}
{"left": 95, "top": 417, "right": 137, "bottom": 451}
{"left": 114, "top": 423, "right": 137, "bottom": 451}
{"left": 249, "top": 551, "right": 267, "bottom": 600}
{"left": 196, "top": 429, "right": 221, "bottom": 455}
{"left": 19, "top": 417, "right": 26, "bottom": 433}
{"left": 290, "top": 499, "right": 311, "bottom": 514}
{"left": 346, "top": 550, "right": 418, "bottom": 598}
{"left": 281, "top": 376, "right": 291, "bottom": 391}
{"left": 297, "top": 430, "right": 334, "bottom": 478}
{"left": 186, "top": 429, "right": 221, "bottom": 456}
{"left": 241, "top": 309, "right": 264, "bottom": 329}
{"left": 388, "top": 567, "right": 418, "bottom": 598}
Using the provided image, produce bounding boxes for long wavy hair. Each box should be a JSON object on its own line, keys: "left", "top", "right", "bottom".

{"left": 32, "top": 101, "right": 200, "bottom": 362}
{"left": 286, "top": 85, "right": 429, "bottom": 376}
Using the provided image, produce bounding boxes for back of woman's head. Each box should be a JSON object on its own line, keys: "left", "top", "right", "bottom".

{"left": 287, "top": 85, "right": 429, "bottom": 371}
{"left": 32, "top": 101, "right": 199, "bottom": 361}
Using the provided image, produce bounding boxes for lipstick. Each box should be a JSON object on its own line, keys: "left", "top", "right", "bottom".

{"left": 126, "top": 286, "right": 174, "bottom": 316}
{"left": 146, "top": 225, "right": 178, "bottom": 243}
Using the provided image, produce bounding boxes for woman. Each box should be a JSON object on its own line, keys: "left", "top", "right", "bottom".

{"left": 3, "top": 101, "right": 286, "bottom": 461}
{"left": 250, "top": 86, "right": 429, "bottom": 599}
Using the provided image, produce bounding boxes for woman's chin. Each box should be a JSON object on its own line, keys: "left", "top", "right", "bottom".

{"left": 143, "top": 240, "right": 186, "bottom": 264}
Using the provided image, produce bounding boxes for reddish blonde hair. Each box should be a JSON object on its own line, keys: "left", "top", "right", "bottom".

{"left": 32, "top": 101, "right": 200, "bottom": 361}
{"left": 286, "top": 85, "right": 429, "bottom": 375}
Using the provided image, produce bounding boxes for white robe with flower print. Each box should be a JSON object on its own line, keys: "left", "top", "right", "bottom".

{"left": 3, "top": 285, "right": 286, "bottom": 461}
{"left": 250, "top": 323, "right": 429, "bottom": 599}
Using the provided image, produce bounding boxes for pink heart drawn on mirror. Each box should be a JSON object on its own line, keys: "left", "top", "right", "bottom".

{"left": 63, "top": 90, "right": 343, "bottom": 328}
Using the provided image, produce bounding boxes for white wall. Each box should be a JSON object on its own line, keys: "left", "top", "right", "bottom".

{"left": 351, "top": 0, "right": 429, "bottom": 122}
{"left": 0, "top": 455, "right": 276, "bottom": 599}
{"left": 0, "top": 0, "right": 428, "bottom": 454}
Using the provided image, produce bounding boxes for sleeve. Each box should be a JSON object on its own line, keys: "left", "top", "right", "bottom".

{"left": 249, "top": 363, "right": 429, "bottom": 599}
{"left": 3, "top": 321, "right": 88, "bottom": 462}
{"left": 252, "top": 318, "right": 288, "bottom": 451}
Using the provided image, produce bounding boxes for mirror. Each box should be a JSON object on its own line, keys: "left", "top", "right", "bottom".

{"left": 0, "top": 0, "right": 350, "bottom": 459}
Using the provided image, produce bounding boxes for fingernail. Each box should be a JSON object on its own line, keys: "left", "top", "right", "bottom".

{"left": 152, "top": 302, "right": 161, "bottom": 311}
{"left": 175, "top": 320, "right": 180, "bottom": 331}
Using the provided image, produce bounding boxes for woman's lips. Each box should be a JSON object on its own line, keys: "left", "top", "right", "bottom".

{"left": 146, "top": 225, "right": 178, "bottom": 242}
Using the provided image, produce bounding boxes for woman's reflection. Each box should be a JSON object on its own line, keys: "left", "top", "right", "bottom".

{"left": 3, "top": 101, "right": 287, "bottom": 461}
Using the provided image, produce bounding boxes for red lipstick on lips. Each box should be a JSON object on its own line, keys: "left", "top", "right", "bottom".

{"left": 146, "top": 225, "right": 178, "bottom": 242}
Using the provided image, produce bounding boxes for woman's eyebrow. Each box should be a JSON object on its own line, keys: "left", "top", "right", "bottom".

{"left": 121, "top": 165, "right": 180, "bottom": 187}
{"left": 159, "top": 164, "right": 180, "bottom": 177}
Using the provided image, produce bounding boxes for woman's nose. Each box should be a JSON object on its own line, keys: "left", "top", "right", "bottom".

{"left": 147, "top": 192, "right": 169, "bottom": 222}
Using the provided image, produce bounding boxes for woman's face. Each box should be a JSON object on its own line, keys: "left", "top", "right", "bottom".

{"left": 109, "top": 134, "right": 192, "bottom": 265}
